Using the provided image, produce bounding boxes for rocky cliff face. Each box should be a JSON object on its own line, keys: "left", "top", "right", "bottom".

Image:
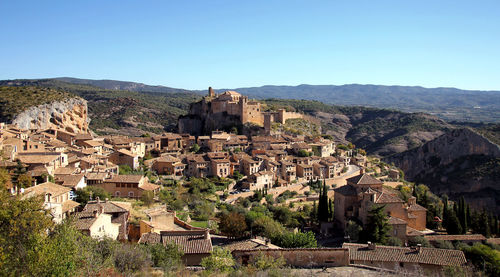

{"left": 12, "top": 97, "right": 89, "bottom": 133}
{"left": 385, "top": 128, "right": 500, "bottom": 178}
{"left": 385, "top": 128, "right": 500, "bottom": 213}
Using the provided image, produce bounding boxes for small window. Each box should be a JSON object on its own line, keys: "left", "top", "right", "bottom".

{"left": 128, "top": 191, "right": 134, "bottom": 197}
{"left": 115, "top": 191, "right": 120, "bottom": 196}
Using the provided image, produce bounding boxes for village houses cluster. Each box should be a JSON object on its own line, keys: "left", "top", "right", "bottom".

{"left": 0, "top": 90, "right": 475, "bottom": 272}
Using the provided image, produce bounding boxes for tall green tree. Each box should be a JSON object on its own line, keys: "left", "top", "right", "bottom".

{"left": 362, "top": 205, "right": 391, "bottom": 244}
{"left": 317, "top": 181, "right": 329, "bottom": 222}
{"left": 442, "top": 195, "right": 449, "bottom": 228}
{"left": 446, "top": 209, "right": 463, "bottom": 235}
{"left": 0, "top": 191, "right": 53, "bottom": 275}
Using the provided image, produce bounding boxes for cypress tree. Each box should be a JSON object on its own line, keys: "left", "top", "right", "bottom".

{"left": 459, "top": 197, "right": 467, "bottom": 234}
{"left": 493, "top": 216, "right": 499, "bottom": 236}
{"left": 466, "top": 204, "right": 471, "bottom": 228}
{"left": 317, "top": 181, "right": 330, "bottom": 222}
{"left": 329, "top": 198, "right": 333, "bottom": 221}
{"left": 479, "top": 210, "right": 491, "bottom": 238}
{"left": 442, "top": 195, "right": 449, "bottom": 228}
{"left": 312, "top": 201, "right": 317, "bottom": 220}
{"left": 446, "top": 210, "right": 463, "bottom": 235}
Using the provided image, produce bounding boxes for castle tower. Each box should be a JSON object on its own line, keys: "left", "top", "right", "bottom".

{"left": 264, "top": 113, "right": 273, "bottom": 134}
{"left": 208, "top": 87, "right": 215, "bottom": 98}
{"left": 239, "top": 96, "right": 248, "bottom": 124}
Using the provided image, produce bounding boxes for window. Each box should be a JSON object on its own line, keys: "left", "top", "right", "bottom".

{"left": 115, "top": 191, "right": 120, "bottom": 196}
{"left": 128, "top": 191, "right": 134, "bottom": 197}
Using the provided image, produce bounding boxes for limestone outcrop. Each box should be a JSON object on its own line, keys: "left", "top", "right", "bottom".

{"left": 385, "top": 128, "right": 500, "bottom": 213}
{"left": 12, "top": 97, "right": 90, "bottom": 133}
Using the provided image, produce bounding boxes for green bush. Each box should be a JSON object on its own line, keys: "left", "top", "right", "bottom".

{"left": 201, "top": 247, "right": 235, "bottom": 272}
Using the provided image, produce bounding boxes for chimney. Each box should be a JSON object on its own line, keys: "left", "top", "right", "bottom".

{"left": 367, "top": 241, "right": 376, "bottom": 250}
{"left": 416, "top": 244, "right": 422, "bottom": 253}
{"left": 204, "top": 229, "right": 210, "bottom": 240}
{"left": 96, "top": 196, "right": 100, "bottom": 203}
{"left": 105, "top": 198, "right": 109, "bottom": 203}
{"left": 99, "top": 205, "right": 104, "bottom": 215}
{"left": 92, "top": 210, "right": 98, "bottom": 218}
{"left": 359, "top": 167, "right": 365, "bottom": 175}
{"left": 408, "top": 196, "right": 416, "bottom": 205}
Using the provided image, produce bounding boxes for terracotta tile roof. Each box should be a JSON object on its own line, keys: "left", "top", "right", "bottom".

{"left": 334, "top": 184, "right": 357, "bottom": 196}
{"left": 18, "top": 153, "right": 60, "bottom": 164}
{"left": 408, "top": 203, "right": 427, "bottom": 211}
{"left": 140, "top": 182, "right": 160, "bottom": 191}
{"left": 85, "top": 172, "right": 107, "bottom": 180}
{"left": 54, "top": 167, "right": 78, "bottom": 175}
{"left": 347, "top": 174, "right": 383, "bottom": 186}
{"left": 75, "top": 133, "right": 93, "bottom": 141}
{"left": 292, "top": 142, "right": 311, "bottom": 149}
{"left": 424, "top": 234, "right": 486, "bottom": 241}
{"left": 29, "top": 165, "right": 49, "bottom": 176}
{"left": 223, "top": 238, "right": 280, "bottom": 251}
{"left": 139, "top": 232, "right": 161, "bottom": 244}
{"left": 388, "top": 216, "right": 407, "bottom": 225}
{"left": 343, "top": 243, "right": 467, "bottom": 267}
{"left": 117, "top": 149, "right": 136, "bottom": 157}
{"left": 55, "top": 174, "right": 85, "bottom": 189}
{"left": 156, "top": 155, "right": 180, "bottom": 163}
{"left": 74, "top": 211, "right": 98, "bottom": 230}
{"left": 62, "top": 200, "right": 80, "bottom": 213}
{"left": 109, "top": 201, "right": 132, "bottom": 211}
{"left": 160, "top": 231, "right": 213, "bottom": 254}
{"left": 84, "top": 200, "right": 129, "bottom": 214}
{"left": 82, "top": 140, "right": 102, "bottom": 147}
{"left": 23, "top": 182, "right": 71, "bottom": 197}
{"left": 376, "top": 192, "right": 404, "bottom": 204}
{"left": 140, "top": 230, "right": 213, "bottom": 254}
{"left": 406, "top": 226, "right": 425, "bottom": 237}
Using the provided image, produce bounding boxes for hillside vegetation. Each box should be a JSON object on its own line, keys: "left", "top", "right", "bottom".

{"left": 0, "top": 86, "right": 77, "bottom": 122}
{"left": 0, "top": 79, "right": 201, "bottom": 135}
{"left": 263, "top": 99, "right": 452, "bottom": 156}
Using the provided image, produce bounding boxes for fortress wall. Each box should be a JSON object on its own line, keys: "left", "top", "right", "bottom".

{"left": 278, "top": 109, "right": 303, "bottom": 123}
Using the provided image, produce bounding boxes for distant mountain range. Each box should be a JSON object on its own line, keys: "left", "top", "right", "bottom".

{"left": 54, "top": 77, "right": 193, "bottom": 94}
{"left": 53, "top": 78, "right": 500, "bottom": 123}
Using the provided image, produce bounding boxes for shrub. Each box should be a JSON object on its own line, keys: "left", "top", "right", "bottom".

{"left": 253, "top": 252, "right": 286, "bottom": 270}
{"left": 272, "top": 231, "right": 317, "bottom": 248}
{"left": 407, "top": 236, "right": 432, "bottom": 248}
{"left": 113, "top": 244, "right": 151, "bottom": 274}
{"left": 201, "top": 247, "right": 235, "bottom": 272}
{"left": 145, "top": 242, "right": 183, "bottom": 271}
{"left": 385, "top": 237, "right": 402, "bottom": 247}
{"left": 141, "top": 191, "right": 154, "bottom": 207}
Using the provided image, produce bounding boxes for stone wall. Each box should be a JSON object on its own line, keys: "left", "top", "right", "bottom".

{"left": 12, "top": 97, "right": 89, "bottom": 133}
{"left": 232, "top": 248, "right": 349, "bottom": 268}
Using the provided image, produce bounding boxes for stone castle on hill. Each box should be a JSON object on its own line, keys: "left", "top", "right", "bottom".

{"left": 178, "top": 87, "right": 302, "bottom": 135}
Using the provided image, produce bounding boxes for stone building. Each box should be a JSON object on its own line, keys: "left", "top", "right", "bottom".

{"left": 334, "top": 173, "right": 427, "bottom": 243}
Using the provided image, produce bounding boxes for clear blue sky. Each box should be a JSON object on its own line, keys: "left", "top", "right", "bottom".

{"left": 1, "top": 0, "right": 499, "bottom": 90}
